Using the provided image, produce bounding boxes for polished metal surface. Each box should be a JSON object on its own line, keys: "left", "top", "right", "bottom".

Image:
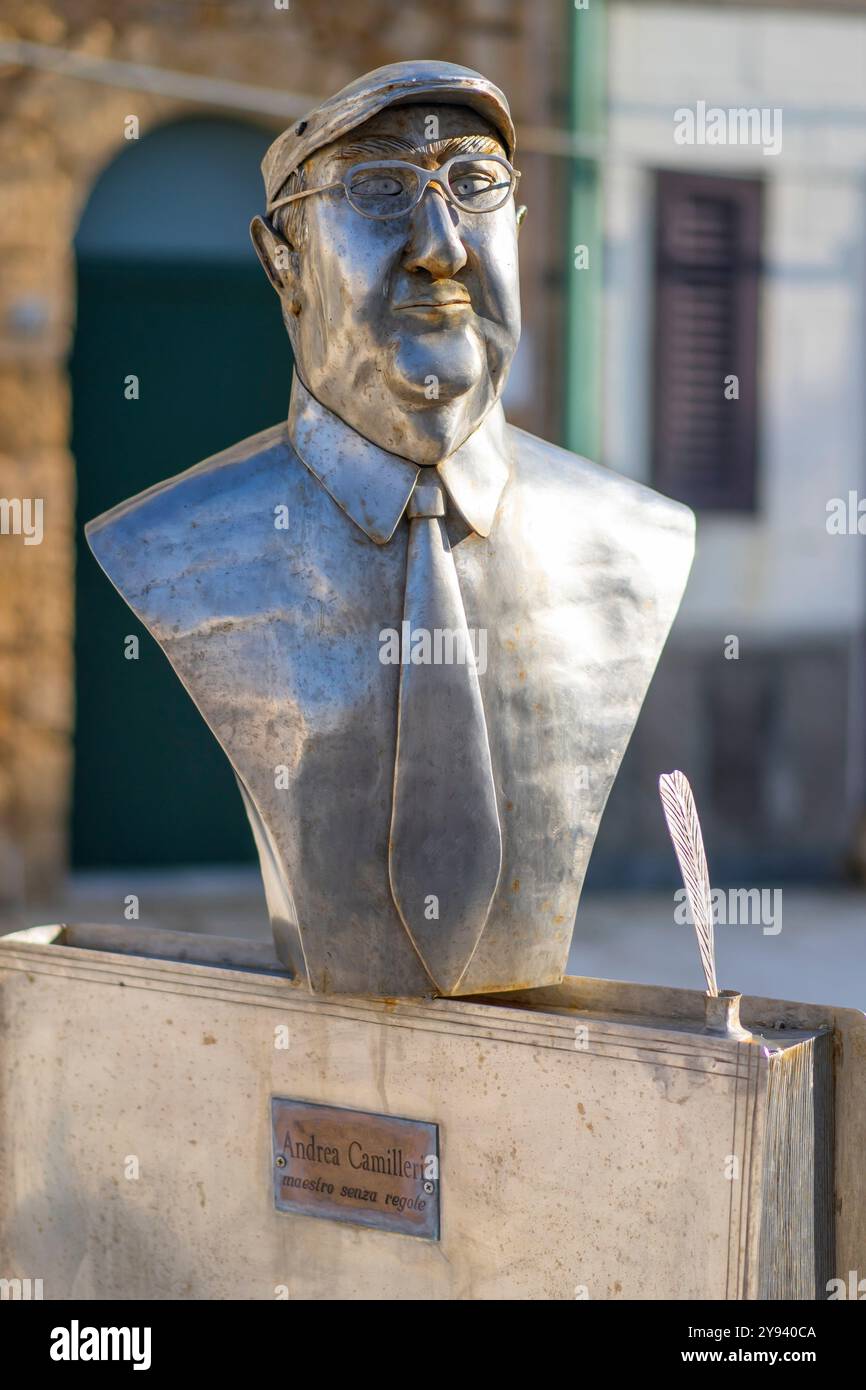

{"left": 704, "top": 990, "right": 753, "bottom": 1041}
{"left": 260, "top": 58, "right": 516, "bottom": 200}
{"left": 389, "top": 474, "right": 502, "bottom": 994}
{"left": 86, "top": 60, "right": 695, "bottom": 998}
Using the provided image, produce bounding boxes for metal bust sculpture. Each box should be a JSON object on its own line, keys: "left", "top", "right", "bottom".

{"left": 86, "top": 61, "right": 695, "bottom": 998}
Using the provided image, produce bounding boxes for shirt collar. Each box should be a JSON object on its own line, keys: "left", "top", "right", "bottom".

{"left": 287, "top": 372, "right": 510, "bottom": 545}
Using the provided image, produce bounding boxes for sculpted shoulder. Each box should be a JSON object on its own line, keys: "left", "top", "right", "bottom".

{"left": 85, "top": 422, "right": 308, "bottom": 635}
{"left": 505, "top": 423, "right": 696, "bottom": 603}
{"left": 507, "top": 422, "right": 695, "bottom": 540}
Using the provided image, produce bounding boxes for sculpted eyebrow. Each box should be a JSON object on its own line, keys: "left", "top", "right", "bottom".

{"left": 336, "top": 134, "right": 503, "bottom": 161}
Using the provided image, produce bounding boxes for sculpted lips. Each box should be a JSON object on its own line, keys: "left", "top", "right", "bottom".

{"left": 393, "top": 283, "right": 472, "bottom": 313}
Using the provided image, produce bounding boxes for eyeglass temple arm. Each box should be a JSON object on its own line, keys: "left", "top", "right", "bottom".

{"left": 267, "top": 180, "right": 343, "bottom": 214}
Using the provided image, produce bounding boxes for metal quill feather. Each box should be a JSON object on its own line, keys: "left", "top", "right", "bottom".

{"left": 658, "top": 770, "right": 718, "bottom": 997}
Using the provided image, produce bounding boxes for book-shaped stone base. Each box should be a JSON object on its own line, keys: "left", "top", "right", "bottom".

{"left": 0, "top": 925, "right": 863, "bottom": 1300}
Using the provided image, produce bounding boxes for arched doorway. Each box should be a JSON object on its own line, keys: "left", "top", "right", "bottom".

{"left": 71, "top": 117, "right": 292, "bottom": 869}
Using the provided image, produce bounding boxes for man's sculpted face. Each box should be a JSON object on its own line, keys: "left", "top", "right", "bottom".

{"left": 258, "top": 103, "right": 521, "bottom": 465}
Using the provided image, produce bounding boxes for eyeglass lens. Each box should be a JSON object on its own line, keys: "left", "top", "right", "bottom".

{"left": 345, "top": 157, "right": 513, "bottom": 218}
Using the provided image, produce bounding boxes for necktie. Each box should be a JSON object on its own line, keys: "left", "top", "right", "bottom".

{"left": 388, "top": 475, "right": 502, "bottom": 993}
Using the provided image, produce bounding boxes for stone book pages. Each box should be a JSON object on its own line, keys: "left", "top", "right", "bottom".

{"left": 757, "top": 1031, "right": 834, "bottom": 1299}
{"left": 490, "top": 992, "right": 835, "bottom": 1300}
{"left": 0, "top": 926, "right": 860, "bottom": 1301}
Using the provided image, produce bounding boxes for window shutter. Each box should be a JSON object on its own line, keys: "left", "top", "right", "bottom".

{"left": 652, "top": 171, "right": 762, "bottom": 511}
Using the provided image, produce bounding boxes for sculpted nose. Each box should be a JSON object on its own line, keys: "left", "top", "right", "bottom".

{"left": 402, "top": 186, "right": 468, "bottom": 279}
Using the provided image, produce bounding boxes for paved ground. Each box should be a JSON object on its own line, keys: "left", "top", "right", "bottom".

{"left": 567, "top": 886, "right": 866, "bottom": 1011}
{"left": 0, "top": 867, "right": 271, "bottom": 943}
{"left": 4, "top": 869, "right": 865, "bottom": 1012}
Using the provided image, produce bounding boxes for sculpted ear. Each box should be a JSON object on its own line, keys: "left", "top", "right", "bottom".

{"left": 250, "top": 215, "right": 295, "bottom": 294}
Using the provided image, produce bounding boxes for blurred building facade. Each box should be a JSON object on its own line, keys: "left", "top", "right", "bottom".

{"left": 0, "top": 0, "right": 864, "bottom": 906}
{"left": 590, "top": 1, "right": 866, "bottom": 886}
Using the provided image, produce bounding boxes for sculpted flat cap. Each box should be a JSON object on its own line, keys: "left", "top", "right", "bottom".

{"left": 262, "top": 58, "right": 516, "bottom": 210}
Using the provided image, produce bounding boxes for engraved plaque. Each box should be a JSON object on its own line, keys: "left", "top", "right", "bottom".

{"left": 271, "top": 1097, "right": 440, "bottom": 1239}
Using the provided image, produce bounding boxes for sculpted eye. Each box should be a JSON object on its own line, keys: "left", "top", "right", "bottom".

{"left": 452, "top": 172, "right": 495, "bottom": 198}
{"left": 345, "top": 166, "right": 419, "bottom": 218}
{"left": 350, "top": 174, "right": 405, "bottom": 198}
{"left": 447, "top": 160, "right": 511, "bottom": 210}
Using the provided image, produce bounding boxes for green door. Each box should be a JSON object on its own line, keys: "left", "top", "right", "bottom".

{"left": 71, "top": 118, "right": 292, "bottom": 868}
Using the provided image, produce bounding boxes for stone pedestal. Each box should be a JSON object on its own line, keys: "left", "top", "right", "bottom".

{"left": 1, "top": 925, "right": 864, "bottom": 1300}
